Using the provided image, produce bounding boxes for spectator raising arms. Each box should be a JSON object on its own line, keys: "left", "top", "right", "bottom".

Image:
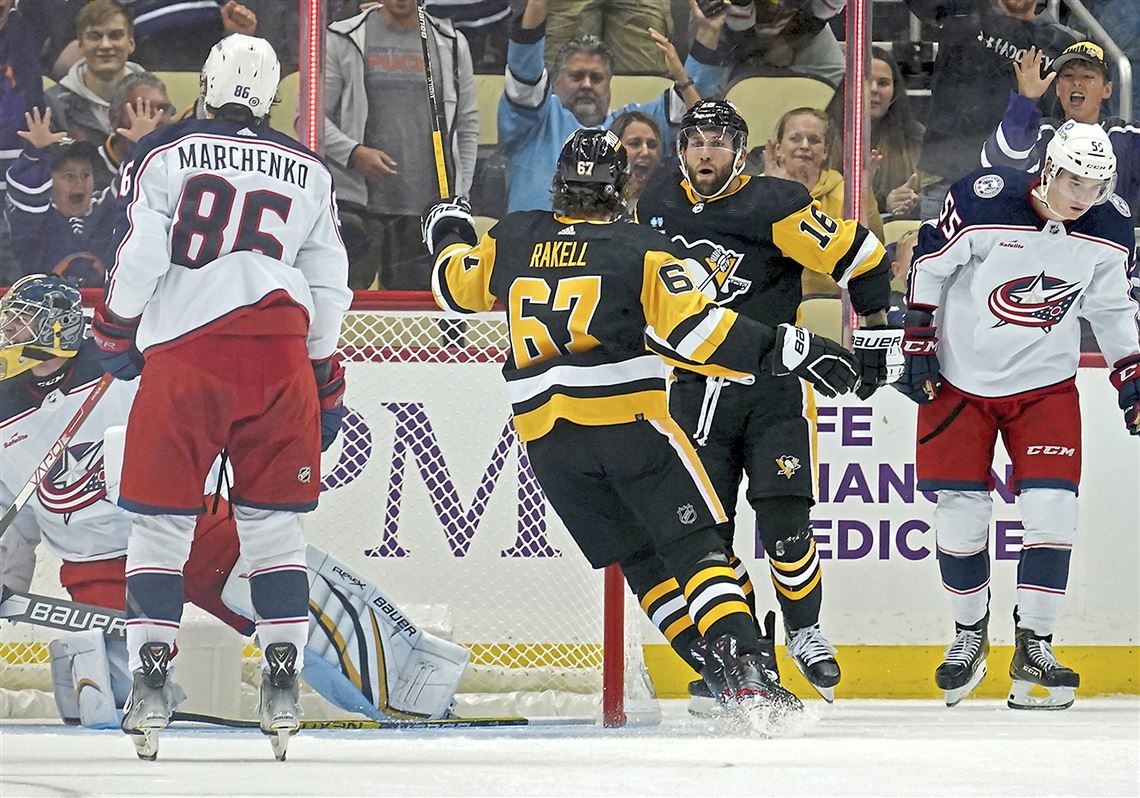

{"left": 324, "top": 0, "right": 478, "bottom": 290}
{"left": 499, "top": 0, "right": 725, "bottom": 214}
{"left": 982, "top": 41, "right": 1139, "bottom": 221}
{"left": 4, "top": 108, "right": 117, "bottom": 285}
{"left": 721, "top": 0, "right": 847, "bottom": 87}
{"left": 45, "top": 0, "right": 144, "bottom": 143}
{"left": 907, "top": 0, "right": 1076, "bottom": 219}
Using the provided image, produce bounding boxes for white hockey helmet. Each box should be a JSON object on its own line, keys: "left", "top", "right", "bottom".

{"left": 200, "top": 34, "right": 280, "bottom": 119}
{"left": 1039, "top": 120, "right": 1117, "bottom": 209}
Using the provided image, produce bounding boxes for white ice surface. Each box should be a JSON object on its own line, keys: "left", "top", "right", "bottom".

{"left": 1, "top": 699, "right": 1138, "bottom": 797}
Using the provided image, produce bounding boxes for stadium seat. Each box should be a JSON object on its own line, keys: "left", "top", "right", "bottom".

{"left": 608, "top": 75, "right": 673, "bottom": 109}
{"left": 724, "top": 75, "right": 836, "bottom": 143}
{"left": 474, "top": 74, "right": 505, "bottom": 145}
{"left": 797, "top": 293, "right": 843, "bottom": 341}
{"left": 883, "top": 218, "right": 922, "bottom": 244}
{"left": 474, "top": 215, "right": 498, "bottom": 238}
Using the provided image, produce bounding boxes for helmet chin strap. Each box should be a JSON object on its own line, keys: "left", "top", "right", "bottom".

{"left": 679, "top": 148, "right": 747, "bottom": 201}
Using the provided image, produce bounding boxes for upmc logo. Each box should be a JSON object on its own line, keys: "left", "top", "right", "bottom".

{"left": 320, "top": 402, "right": 561, "bottom": 560}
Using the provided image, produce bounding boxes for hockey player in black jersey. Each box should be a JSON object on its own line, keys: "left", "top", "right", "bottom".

{"left": 636, "top": 100, "right": 901, "bottom": 704}
{"left": 424, "top": 129, "right": 866, "bottom": 731}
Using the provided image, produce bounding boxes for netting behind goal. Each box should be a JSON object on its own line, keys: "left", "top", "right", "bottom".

{"left": 0, "top": 294, "right": 654, "bottom": 726}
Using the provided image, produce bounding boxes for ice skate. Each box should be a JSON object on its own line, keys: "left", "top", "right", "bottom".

{"left": 710, "top": 634, "right": 803, "bottom": 736}
{"left": 935, "top": 613, "right": 989, "bottom": 707}
{"left": 259, "top": 643, "right": 302, "bottom": 761}
{"left": 687, "top": 638, "right": 729, "bottom": 717}
{"left": 785, "top": 623, "right": 840, "bottom": 702}
{"left": 121, "top": 642, "right": 178, "bottom": 760}
{"left": 1007, "top": 624, "right": 1079, "bottom": 711}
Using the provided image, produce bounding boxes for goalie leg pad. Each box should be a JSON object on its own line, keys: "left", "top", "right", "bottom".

{"left": 306, "top": 548, "right": 469, "bottom": 720}
{"left": 49, "top": 630, "right": 123, "bottom": 729}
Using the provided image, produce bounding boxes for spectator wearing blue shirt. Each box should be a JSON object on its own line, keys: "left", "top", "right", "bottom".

{"left": 498, "top": 0, "right": 726, "bottom": 213}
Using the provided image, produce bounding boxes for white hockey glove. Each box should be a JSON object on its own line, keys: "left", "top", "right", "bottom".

{"left": 770, "top": 323, "right": 859, "bottom": 398}
{"left": 421, "top": 197, "right": 477, "bottom": 256}
{"left": 851, "top": 324, "right": 905, "bottom": 400}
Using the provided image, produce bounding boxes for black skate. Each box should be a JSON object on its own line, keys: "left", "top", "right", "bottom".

{"left": 710, "top": 634, "right": 803, "bottom": 736}
{"left": 935, "top": 614, "right": 989, "bottom": 707}
{"left": 785, "top": 623, "right": 841, "bottom": 703}
{"left": 687, "top": 638, "right": 730, "bottom": 717}
{"left": 259, "top": 642, "right": 302, "bottom": 761}
{"left": 1008, "top": 625, "right": 1079, "bottom": 711}
{"left": 121, "top": 642, "right": 180, "bottom": 760}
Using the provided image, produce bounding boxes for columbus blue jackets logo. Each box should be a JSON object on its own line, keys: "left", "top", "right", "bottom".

{"left": 37, "top": 441, "right": 106, "bottom": 519}
{"left": 987, "top": 272, "right": 1082, "bottom": 332}
{"left": 669, "top": 234, "right": 751, "bottom": 304}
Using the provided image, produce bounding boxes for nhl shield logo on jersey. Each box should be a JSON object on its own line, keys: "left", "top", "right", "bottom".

{"left": 670, "top": 234, "right": 751, "bottom": 303}
{"left": 775, "top": 455, "right": 801, "bottom": 479}
{"left": 972, "top": 174, "right": 1005, "bottom": 199}
{"left": 676, "top": 504, "right": 697, "bottom": 525}
{"left": 987, "top": 272, "right": 1083, "bottom": 331}
{"left": 37, "top": 440, "right": 106, "bottom": 519}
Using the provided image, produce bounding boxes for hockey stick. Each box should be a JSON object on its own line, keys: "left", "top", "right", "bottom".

{"left": 417, "top": 0, "right": 450, "bottom": 198}
{"left": 0, "top": 372, "right": 114, "bottom": 538}
{"left": 0, "top": 586, "right": 126, "bottom": 639}
{"left": 169, "top": 711, "right": 549, "bottom": 730}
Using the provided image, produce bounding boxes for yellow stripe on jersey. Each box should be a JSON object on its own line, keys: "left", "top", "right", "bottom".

{"left": 695, "top": 600, "right": 753, "bottom": 637}
{"left": 771, "top": 568, "right": 822, "bottom": 601}
{"left": 511, "top": 390, "right": 669, "bottom": 442}
{"left": 663, "top": 615, "right": 695, "bottom": 641}
{"left": 769, "top": 539, "right": 818, "bottom": 572}
{"left": 640, "top": 249, "right": 743, "bottom": 357}
{"left": 650, "top": 417, "right": 727, "bottom": 523}
{"left": 683, "top": 566, "right": 738, "bottom": 598}
{"left": 640, "top": 578, "right": 682, "bottom": 614}
{"left": 431, "top": 233, "right": 497, "bottom": 314}
{"left": 771, "top": 200, "right": 885, "bottom": 283}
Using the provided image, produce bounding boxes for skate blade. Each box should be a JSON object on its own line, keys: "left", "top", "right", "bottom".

{"left": 269, "top": 728, "right": 290, "bottom": 761}
{"left": 128, "top": 729, "right": 159, "bottom": 761}
{"left": 789, "top": 656, "right": 838, "bottom": 703}
{"left": 942, "top": 661, "right": 987, "bottom": 708}
{"left": 1007, "top": 680, "right": 1075, "bottom": 711}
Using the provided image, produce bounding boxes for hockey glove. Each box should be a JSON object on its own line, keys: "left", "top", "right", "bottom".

{"left": 91, "top": 307, "right": 143, "bottom": 381}
{"left": 851, "top": 323, "right": 905, "bottom": 400}
{"left": 893, "top": 308, "right": 941, "bottom": 404}
{"left": 1110, "top": 354, "right": 1140, "bottom": 436}
{"left": 769, "top": 323, "right": 859, "bottom": 398}
{"left": 421, "top": 197, "right": 477, "bottom": 256}
{"left": 314, "top": 354, "right": 347, "bottom": 452}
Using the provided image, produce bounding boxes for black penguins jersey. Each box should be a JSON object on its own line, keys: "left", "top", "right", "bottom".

{"left": 636, "top": 173, "right": 891, "bottom": 328}
{"left": 431, "top": 211, "right": 775, "bottom": 441}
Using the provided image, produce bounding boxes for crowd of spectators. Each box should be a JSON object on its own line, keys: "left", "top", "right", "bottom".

{"left": 2, "top": 0, "right": 1137, "bottom": 296}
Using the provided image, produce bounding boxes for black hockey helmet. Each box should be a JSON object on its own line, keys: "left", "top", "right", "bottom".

{"left": 0, "top": 274, "right": 84, "bottom": 380}
{"left": 553, "top": 128, "right": 629, "bottom": 195}
{"left": 679, "top": 100, "right": 748, "bottom": 150}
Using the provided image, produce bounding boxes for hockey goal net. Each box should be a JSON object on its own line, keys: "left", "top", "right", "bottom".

{"left": 0, "top": 293, "right": 655, "bottom": 726}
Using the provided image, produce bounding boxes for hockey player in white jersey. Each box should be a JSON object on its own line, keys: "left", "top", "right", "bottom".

{"left": 92, "top": 34, "right": 353, "bottom": 760}
{"left": 896, "top": 121, "right": 1140, "bottom": 710}
{"left": 1, "top": 275, "right": 469, "bottom": 738}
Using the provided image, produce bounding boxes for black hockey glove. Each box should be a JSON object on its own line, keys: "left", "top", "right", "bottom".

{"left": 851, "top": 321, "right": 904, "bottom": 401}
{"left": 1110, "top": 354, "right": 1140, "bottom": 436}
{"left": 421, "top": 197, "right": 477, "bottom": 256}
{"left": 893, "top": 307, "right": 941, "bottom": 404}
{"left": 769, "top": 323, "right": 859, "bottom": 398}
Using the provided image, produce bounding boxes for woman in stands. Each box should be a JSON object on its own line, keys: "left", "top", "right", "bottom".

{"left": 762, "top": 106, "right": 884, "bottom": 296}
{"left": 867, "top": 47, "right": 923, "bottom": 220}
{"left": 610, "top": 110, "right": 663, "bottom": 212}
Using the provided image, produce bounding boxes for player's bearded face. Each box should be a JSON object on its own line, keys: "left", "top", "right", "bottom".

{"left": 683, "top": 128, "right": 740, "bottom": 196}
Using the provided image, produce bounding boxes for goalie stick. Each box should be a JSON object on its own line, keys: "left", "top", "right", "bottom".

{"left": 0, "top": 372, "right": 114, "bottom": 537}
{"left": 0, "top": 586, "right": 126, "bottom": 639}
{"left": 169, "top": 711, "right": 556, "bottom": 730}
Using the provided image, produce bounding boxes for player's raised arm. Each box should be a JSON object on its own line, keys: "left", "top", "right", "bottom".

{"left": 424, "top": 197, "right": 496, "bottom": 314}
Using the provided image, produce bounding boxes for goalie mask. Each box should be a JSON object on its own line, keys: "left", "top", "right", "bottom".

{"left": 0, "top": 274, "right": 85, "bottom": 380}
{"left": 200, "top": 33, "right": 280, "bottom": 119}
{"left": 1035, "top": 120, "right": 1117, "bottom": 217}
{"left": 678, "top": 100, "right": 749, "bottom": 200}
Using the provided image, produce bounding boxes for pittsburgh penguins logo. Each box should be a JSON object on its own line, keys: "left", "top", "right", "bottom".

{"left": 669, "top": 234, "right": 751, "bottom": 304}
{"left": 987, "top": 272, "right": 1082, "bottom": 332}
{"left": 775, "top": 455, "right": 801, "bottom": 479}
{"left": 37, "top": 440, "right": 106, "bottom": 521}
